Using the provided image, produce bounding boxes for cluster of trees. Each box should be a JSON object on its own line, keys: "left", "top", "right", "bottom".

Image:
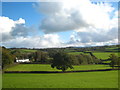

{"left": 2, "top": 45, "right": 119, "bottom": 71}
{"left": 51, "top": 51, "right": 73, "bottom": 72}
{"left": 39, "top": 46, "right": 107, "bottom": 53}
{"left": 51, "top": 51, "right": 120, "bottom": 71}
{"left": 25, "top": 50, "right": 101, "bottom": 65}
{"left": 11, "top": 49, "right": 51, "bottom": 64}
{"left": 51, "top": 51, "right": 101, "bottom": 72}
{"left": 71, "top": 54, "right": 101, "bottom": 65}
{"left": 109, "top": 54, "right": 120, "bottom": 68}
{"left": 2, "top": 47, "right": 15, "bottom": 68}
{"left": 1, "top": 46, "right": 101, "bottom": 69}
{"left": 31, "top": 51, "right": 51, "bottom": 63}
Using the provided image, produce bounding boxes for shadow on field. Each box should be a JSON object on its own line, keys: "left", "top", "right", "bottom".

{"left": 4, "top": 68, "right": 120, "bottom": 74}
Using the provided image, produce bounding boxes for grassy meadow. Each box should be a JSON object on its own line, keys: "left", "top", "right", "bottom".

{"left": 5, "top": 64, "right": 112, "bottom": 71}
{"left": 68, "top": 52, "right": 83, "bottom": 55}
{"left": 3, "top": 64, "right": 118, "bottom": 88}
{"left": 10, "top": 49, "right": 37, "bottom": 54}
{"left": 93, "top": 52, "right": 118, "bottom": 59}
{"left": 3, "top": 71, "right": 118, "bottom": 88}
{"left": 2, "top": 46, "right": 119, "bottom": 88}
{"left": 68, "top": 52, "right": 119, "bottom": 60}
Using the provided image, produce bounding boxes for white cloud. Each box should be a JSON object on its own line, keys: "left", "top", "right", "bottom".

{"left": 65, "top": 38, "right": 118, "bottom": 47}
{"left": 34, "top": 0, "right": 116, "bottom": 33}
{"left": 2, "top": 34, "right": 62, "bottom": 48}
{"left": 0, "top": 16, "right": 26, "bottom": 41}
{"left": 69, "top": 27, "right": 118, "bottom": 43}
{"left": 0, "top": 17, "right": 25, "bottom": 33}
{"left": 66, "top": 15, "right": 118, "bottom": 46}
{"left": 0, "top": 16, "right": 62, "bottom": 48}
{"left": 1, "top": 1, "right": 118, "bottom": 48}
{"left": 34, "top": 1, "right": 118, "bottom": 46}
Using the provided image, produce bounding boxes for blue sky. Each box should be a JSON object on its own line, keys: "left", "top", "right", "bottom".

{"left": 0, "top": 1, "right": 119, "bottom": 48}
{"left": 2, "top": 2, "right": 74, "bottom": 42}
{"left": 3, "top": 2, "right": 43, "bottom": 26}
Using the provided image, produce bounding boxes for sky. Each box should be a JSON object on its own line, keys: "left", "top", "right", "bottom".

{"left": 0, "top": 0, "right": 119, "bottom": 48}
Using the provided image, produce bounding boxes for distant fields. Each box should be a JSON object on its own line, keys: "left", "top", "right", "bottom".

{"left": 93, "top": 52, "right": 118, "bottom": 59}
{"left": 68, "top": 52, "right": 83, "bottom": 55}
{"left": 3, "top": 71, "right": 118, "bottom": 88}
{"left": 5, "top": 64, "right": 112, "bottom": 71}
{"left": 68, "top": 51, "right": 119, "bottom": 59}
{"left": 11, "top": 49, "right": 37, "bottom": 54}
{"left": 20, "top": 49, "right": 37, "bottom": 53}
{"left": 105, "top": 47, "right": 119, "bottom": 52}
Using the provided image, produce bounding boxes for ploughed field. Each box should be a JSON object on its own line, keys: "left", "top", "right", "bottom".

{"left": 3, "top": 71, "right": 118, "bottom": 88}
{"left": 5, "top": 64, "right": 112, "bottom": 71}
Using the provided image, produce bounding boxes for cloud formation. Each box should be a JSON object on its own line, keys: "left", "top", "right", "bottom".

{"left": 35, "top": 0, "right": 115, "bottom": 33}
{"left": 0, "top": 16, "right": 62, "bottom": 48}
{"left": 34, "top": 1, "right": 118, "bottom": 46}
{"left": 1, "top": 0, "right": 118, "bottom": 48}
{"left": 2, "top": 34, "right": 62, "bottom": 48}
{"left": 0, "top": 16, "right": 26, "bottom": 41}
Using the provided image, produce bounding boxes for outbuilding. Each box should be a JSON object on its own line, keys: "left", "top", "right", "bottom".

{"left": 16, "top": 59, "right": 30, "bottom": 63}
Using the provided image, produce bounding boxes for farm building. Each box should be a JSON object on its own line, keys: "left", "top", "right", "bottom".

{"left": 16, "top": 59, "right": 30, "bottom": 63}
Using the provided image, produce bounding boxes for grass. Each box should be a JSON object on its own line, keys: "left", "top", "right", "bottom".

{"left": 68, "top": 52, "right": 83, "bottom": 55}
{"left": 0, "top": 73, "right": 1, "bottom": 89}
{"left": 105, "top": 47, "right": 119, "bottom": 52}
{"left": 3, "top": 71, "right": 118, "bottom": 88}
{"left": 10, "top": 49, "right": 37, "bottom": 54}
{"left": 68, "top": 51, "right": 119, "bottom": 60}
{"left": 64, "top": 49, "right": 76, "bottom": 53}
{"left": 103, "top": 61, "right": 111, "bottom": 64}
{"left": 19, "top": 49, "right": 37, "bottom": 53}
{"left": 5, "top": 64, "right": 112, "bottom": 71}
{"left": 93, "top": 52, "right": 119, "bottom": 59}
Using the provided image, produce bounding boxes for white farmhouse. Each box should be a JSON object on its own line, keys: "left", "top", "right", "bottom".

{"left": 16, "top": 59, "right": 30, "bottom": 63}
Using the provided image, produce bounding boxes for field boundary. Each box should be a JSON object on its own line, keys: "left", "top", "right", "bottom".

{"left": 4, "top": 68, "right": 120, "bottom": 73}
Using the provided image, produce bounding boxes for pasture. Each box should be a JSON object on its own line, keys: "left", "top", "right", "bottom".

{"left": 105, "top": 47, "right": 119, "bottom": 52}
{"left": 93, "top": 52, "right": 118, "bottom": 59}
{"left": 3, "top": 71, "right": 118, "bottom": 88}
{"left": 20, "top": 49, "right": 37, "bottom": 53}
{"left": 5, "top": 64, "right": 112, "bottom": 71}
{"left": 10, "top": 49, "right": 37, "bottom": 54}
{"left": 68, "top": 51, "right": 118, "bottom": 60}
{"left": 68, "top": 52, "right": 83, "bottom": 55}
{"left": 3, "top": 46, "right": 119, "bottom": 88}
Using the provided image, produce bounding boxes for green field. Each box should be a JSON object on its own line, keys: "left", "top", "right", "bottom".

{"left": 5, "top": 64, "right": 112, "bottom": 71}
{"left": 20, "top": 49, "right": 37, "bottom": 53}
{"left": 93, "top": 52, "right": 118, "bottom": 59}
{"left": 2, "top": 46, "right": 120, "bottom": 88}
{"left": 11, "top": 49, "right": 37, "bottom": 54}
{"left": 68, "top": 52, "right": 83, "bottom": 55}
{"left": 3, "top": 64, "right": 118, "bottom": 88}
{"left": 3, "top": 71, "right": 118, "bottom": 88}
{"left": 68, "top": 51, "right": 119, "bottom": 60}
{"left": 102, "top": 60, "right": 111, "bottom": 64}
{"left": 105, "top": 47, "right": 119, "bottom": 52}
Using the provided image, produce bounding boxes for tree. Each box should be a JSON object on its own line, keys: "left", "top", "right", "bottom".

{"left": 2, "top": 47, "right": 15, "bottom": 68}
{"left": 70, "top": 55, "right": 80, "bottom": 65}
{"left": 51, "top": 51, "right": 73, "bottom": 72}
{"left": 41, "top": 51, "right": 49, "bottom": 64}
{"left": 109, "top": 54, "right": 119, "bottom": 69}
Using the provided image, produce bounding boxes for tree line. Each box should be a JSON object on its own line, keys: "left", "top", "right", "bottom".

{"left": 1, "top": 46, "right": 120, "bottom": 71}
